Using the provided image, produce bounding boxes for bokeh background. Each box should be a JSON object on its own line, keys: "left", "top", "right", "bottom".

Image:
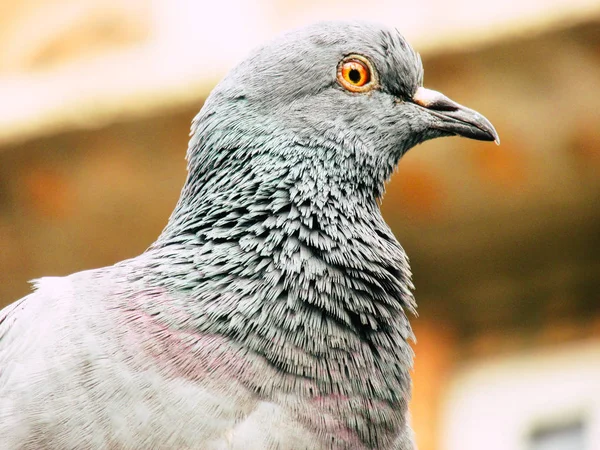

{"left": 1, "top": 1, "right": 599, "bottom": 449}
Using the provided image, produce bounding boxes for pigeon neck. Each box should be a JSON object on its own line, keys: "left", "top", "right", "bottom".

{"left": 148, "top": 134, "right": 415, "bottom": 407}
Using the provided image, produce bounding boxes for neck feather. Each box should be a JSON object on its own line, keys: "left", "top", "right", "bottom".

{"left": 147, "top": 130, "right": 415, "bottom": 403}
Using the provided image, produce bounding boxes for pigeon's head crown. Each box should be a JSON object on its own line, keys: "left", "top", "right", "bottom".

{"left": 223, "top": 21, "right": 424, "bottom": 107}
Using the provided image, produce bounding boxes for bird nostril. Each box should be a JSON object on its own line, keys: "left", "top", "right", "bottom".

{"left": 427, "top": 99, "right": 458, "bottom": 112}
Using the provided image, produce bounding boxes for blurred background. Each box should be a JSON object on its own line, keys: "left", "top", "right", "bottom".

{"left": 1, "top": 1, "right": 599, "bottom": 449}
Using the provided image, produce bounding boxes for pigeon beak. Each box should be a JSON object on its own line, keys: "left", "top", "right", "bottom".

{"left": 412, "top": 87, "right": 500, "bottom": 145}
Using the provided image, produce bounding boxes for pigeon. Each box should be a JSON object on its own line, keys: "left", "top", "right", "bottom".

{"left": 0, "top": 21, "right": 498, "bottom": 450}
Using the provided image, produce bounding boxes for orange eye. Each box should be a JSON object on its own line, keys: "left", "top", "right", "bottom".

{"left": 337, "top": 56, "right": 375, "bottom": 92}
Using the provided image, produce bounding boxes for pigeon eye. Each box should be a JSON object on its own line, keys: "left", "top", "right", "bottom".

{"left": 337, "top": 56, "right": 375, "bottom": 93}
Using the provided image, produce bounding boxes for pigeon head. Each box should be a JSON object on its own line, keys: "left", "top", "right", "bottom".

{"left": 183, "top": 21, "right": 498, "bottom": 203}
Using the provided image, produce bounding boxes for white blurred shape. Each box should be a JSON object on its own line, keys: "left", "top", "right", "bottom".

{"left": 441, "top": 340, "right": 600, "bottom": 450}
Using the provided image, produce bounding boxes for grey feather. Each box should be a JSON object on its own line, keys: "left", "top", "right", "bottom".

{"left": 0, "top": 20, "right": 498, "bottom": 450}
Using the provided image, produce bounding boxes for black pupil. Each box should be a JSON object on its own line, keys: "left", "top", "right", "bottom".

{"left": 349, "top": 68, "right": 362, "bottom": 83}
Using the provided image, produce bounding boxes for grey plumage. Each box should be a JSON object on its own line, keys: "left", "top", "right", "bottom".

{"left": 0, "top": 21, "right": 498, "bottom": 449}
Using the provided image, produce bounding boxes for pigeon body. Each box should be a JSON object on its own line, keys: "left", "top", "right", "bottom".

{"left": 0, "top": 22, "right": 498, "bottom": 449}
